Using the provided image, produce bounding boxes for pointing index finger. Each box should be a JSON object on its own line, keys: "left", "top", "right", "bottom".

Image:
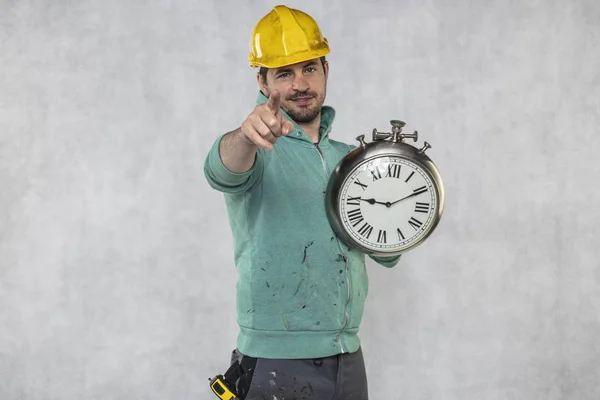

{"left": 266, "top": 89, "right": 281, "bottom": 113}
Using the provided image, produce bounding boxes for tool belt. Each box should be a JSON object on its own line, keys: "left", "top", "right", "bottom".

{"left": 209, "top": 354, "right": 257, "bottom": 400}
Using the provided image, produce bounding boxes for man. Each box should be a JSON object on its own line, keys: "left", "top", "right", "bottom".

{"left": 204, "top": 5, "right": 401, "bottom": 399}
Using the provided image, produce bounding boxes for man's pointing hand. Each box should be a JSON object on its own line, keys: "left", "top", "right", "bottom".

{"left": 239, "top": 89, "right": 295, "bottom": 151}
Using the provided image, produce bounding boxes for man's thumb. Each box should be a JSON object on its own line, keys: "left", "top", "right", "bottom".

{"left": 282, "top": 119, "right": 295, "bottom": 135}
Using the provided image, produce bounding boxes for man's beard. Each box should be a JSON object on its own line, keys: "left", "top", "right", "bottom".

{"left": 282, "top": 88, "right": 326, "bottom": 123}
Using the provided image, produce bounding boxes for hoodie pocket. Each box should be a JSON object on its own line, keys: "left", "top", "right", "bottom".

{"left": 281, "top": 245, "right": 345, "bottom": 332}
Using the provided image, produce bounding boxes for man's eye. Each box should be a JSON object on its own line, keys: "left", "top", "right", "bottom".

{"left": 305, "top": 67, "right": 316, "bottom": 73}
{"left": 277, "top": 73, "right": 290, "bottom": 79}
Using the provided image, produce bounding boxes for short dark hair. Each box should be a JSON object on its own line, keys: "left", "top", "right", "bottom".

{"left": 259, "top": 56, "right": 327, "bottom": 84}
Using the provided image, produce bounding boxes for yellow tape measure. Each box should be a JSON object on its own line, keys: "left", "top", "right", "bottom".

{"left": 210, "top": 375, "right": 237, "bottom": 400}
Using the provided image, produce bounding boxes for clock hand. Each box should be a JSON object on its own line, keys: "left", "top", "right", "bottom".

{"left": 388, "top": 191, "right": 420, "bottom": 206}
{"left": 360, "top": 198, "right": 388, "bottom": 206}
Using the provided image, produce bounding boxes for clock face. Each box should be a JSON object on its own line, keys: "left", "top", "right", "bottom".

{"left": 338, "top": 156, "right": 439, "bottom": 253}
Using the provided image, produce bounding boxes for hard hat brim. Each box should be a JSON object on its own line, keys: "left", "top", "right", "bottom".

{"left": 249, "top": 47, "right": 330, "bottom": 69}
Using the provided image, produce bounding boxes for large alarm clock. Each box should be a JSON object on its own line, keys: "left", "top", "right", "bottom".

{"left": 325, "top": 120, "right": 445, "bottom": 256}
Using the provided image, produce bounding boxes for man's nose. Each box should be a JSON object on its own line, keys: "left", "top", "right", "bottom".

{"left": 292, "top": 75, "right": 309, "bottom": 92}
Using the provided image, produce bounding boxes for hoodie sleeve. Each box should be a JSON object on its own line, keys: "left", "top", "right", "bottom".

{"left": 203, "top": 134, "right": 264, "bottom": 193}
{"left": 368, "top": 254, "right": 402, "bottom": 268}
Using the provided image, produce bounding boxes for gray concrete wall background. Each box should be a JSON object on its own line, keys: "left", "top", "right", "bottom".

{"left": 1, "top": 0, "right": 599, "bottom": 399}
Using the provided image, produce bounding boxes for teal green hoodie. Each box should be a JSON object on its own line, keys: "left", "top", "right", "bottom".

{"left": 204, "top": 92, "right": 401, "bottom": 359}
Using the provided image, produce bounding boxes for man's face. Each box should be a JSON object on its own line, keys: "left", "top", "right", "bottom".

{"left": 259, "top": 58, "right": 329, "bottom": 123}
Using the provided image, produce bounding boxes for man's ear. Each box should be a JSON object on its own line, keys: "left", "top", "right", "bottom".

{"left": 257, "top": 73, "right": 269, "bottom": 97}
{"left": 323, "top": 61, "right": 329, "bottom": 83}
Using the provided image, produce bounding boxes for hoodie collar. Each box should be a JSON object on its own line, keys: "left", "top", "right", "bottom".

{"left": 255, "top": 91, "right": 336, "bottom": 145}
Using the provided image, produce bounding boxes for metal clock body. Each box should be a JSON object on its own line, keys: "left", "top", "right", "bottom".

{"left": 325, "top": 120, "right": 445, "bottom": 256}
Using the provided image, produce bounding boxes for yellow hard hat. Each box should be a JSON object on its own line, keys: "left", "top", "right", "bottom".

{"left": 248, "top": 5, "right": 330, "bottom": 69}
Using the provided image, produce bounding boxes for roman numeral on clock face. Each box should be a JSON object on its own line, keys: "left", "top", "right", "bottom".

{"left": 413, "top": 186, "right": 428, "bottom": 196}
{"left": 377, "top": 229, "right": 387, "bottom": 243}
{"left": 357, "top": 222, "right": 373, "bottom": 238}
{"left": 354, "top": 179, "right": 368, "bottom": 190}
{"left": 346, "top": 196, "right": 361, "bottom": 206}
{"left": 409, "top": 217, "right": 423, "bottom": 230}
{"left": 397, "top": 228, "right": 405, "bottom": 241}
{"left": 370, "top": 167, "right": 382, "bottom": 181}
{"left": 347, "top": 208, "right": 364, "bottom": 227}
{"left": 386, "top": 164, "right": 401, "bottom": 179}
{"left": 415, "top": 202, "right": 429, "bottom": 213}
{"left": 405, "top": 171, "right": 415, "bottom": 183}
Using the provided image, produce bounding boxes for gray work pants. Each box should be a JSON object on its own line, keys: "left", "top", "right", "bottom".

{"left": 229, "top": 347, "right": 369, "bottom": 400}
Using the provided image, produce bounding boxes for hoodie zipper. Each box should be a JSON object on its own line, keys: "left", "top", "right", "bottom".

{"left": 314, "top": 142, "right": 327, "bottom": 175}
{"left": 314, "top": 142, "right": 351, "bottom": 353}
